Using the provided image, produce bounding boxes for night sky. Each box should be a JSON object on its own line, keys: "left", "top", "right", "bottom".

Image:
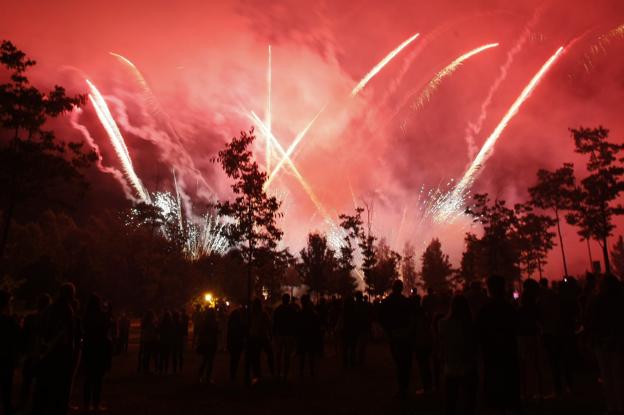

{"left": 2, "top": 0, "right": 623, "bottom": 277}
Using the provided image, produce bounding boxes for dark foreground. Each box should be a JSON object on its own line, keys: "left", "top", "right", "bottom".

{"left": 69, "top": 338, "right": 604, "bottom": 415}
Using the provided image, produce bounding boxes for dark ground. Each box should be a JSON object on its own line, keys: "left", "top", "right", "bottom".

{"left": 65, "top": 324, "right": 606, "bottom": 415}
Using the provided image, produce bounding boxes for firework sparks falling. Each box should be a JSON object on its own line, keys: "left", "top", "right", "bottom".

{"left": 436, "top": 46, "right": 565, "bottom": 222}
{"left": 86, "top": 79, "right": 151, "bottom": 203}
{"left": 351, "top": 33, "right": 420, "bottom": 97}
{"left": 581, "top": 23, "right": 624, "bottom": 73}
{"left": 266, "top": 45, "right": 272, "bottom": 171}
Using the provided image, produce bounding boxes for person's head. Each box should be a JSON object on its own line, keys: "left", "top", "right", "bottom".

{"left": 469, "top": 280, "right": 482, "bottom": 292}
{"left": 354, "top": 291, "right": 364, "bottom": 302}
{"left": 0, "top": 289, "right": 11, "bottom": 314}
{"left": 301, "top": 294, "right": 311, "bottom": 308}
{"left": 37, "top": 293, "right": 51, "bottom": 312}
{"left": 86, "top": 293, "right": 101, "bottom": 316}
{"left": 281, "top": 293, "right": 291, "bottom": 305}
{"left": 252, "top": 298, "right": 263, "bottom": 313}
{"left": 448, "top": 295, "right": 472, "bottom": 322}
{"left": 486, "top": 275, "right": 506, "bottom": 299}
{"left": 58, "top": 282, "right": 76, "bottom": 303}
{"left": 392, "top": 279, "right": 404, "bottom": 295}
{"left": 522, "top": 278, "right": 540, "bottom": 305}
{"left": 539, "top": 278, "right": 549, "bottom": 289}
{"left": 600, "top": 273, "right": 621, "bottom": 296}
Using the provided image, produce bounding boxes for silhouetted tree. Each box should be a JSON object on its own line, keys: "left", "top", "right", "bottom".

{"left": 466, "top": 193, "right": 521, "bottom": 281}
{"left": 459, "top": 233, "right": 483, "bottom": 285}
{"left": 256, "top": 247, "right": 294, "bottom": 302}
{"left": 331, "top": 227, "right": 358, "bottom": 297}
{"left": 368, "top": 238, "right": 401, "bottom": 296}
{"left": 514, "top": 203, "right": 556, "bottom": 278}
{"left": 299, "top": 232, "right": 336, "bottom": 299}
{"left": 421, "top": 238, "right": 453, "bottom": 292}
{"left": 611, "top": 236, "right": 624, "bottom": 277}
{"left": 565, "top": 126, "right": 624, "bottom": 273}
{"left": 213, "top": 128, "right": 283, "bottom": 305}
{"left": 529, "top": 163, "right": 576, "bottom": 276}
{"left": 401, "top": 241, "right": 418, "bottom": 293}
{"left": 0, "top": 40, "right": 95, "bottom": 262}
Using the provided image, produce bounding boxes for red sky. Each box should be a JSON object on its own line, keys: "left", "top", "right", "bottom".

{"left": 2, "top": 0, "right": 623, "bottom": 278}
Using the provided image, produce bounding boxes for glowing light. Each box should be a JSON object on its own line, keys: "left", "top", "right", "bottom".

{"left": 437, "top": 46, "right": 565, "bottom": 222}
{"left": 351, "top": 33, "right": 420, "bottom": 97}
{"left": 86, "top": 79, "right": 151, "bottom": 203}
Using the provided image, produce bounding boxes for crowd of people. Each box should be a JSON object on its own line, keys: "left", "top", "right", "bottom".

{"left": 1, "top": 271, "right": 623, "bottom": 414}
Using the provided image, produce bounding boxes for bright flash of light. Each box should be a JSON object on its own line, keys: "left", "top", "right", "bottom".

{"left": 172, "top": 169, "right": 184, "bottom": 232}
{"left": 262, "top": 105, "right": 326, "bottom": 191}
{"left": 436, "top": 46, "right": 565, "bottom": 222}
{"left": 351, "top": 33, "right": 420, "bottom": 97}
{"left": 86, "top": 79, "right": 151, "bottom": 203}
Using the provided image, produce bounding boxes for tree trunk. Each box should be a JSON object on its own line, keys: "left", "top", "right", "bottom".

{"left": 554, "top": 209, "right": 569, "bottom": 277}
{"left": 586, "top": 239, "right": 593, "bottom": 269}
{"left": 603, "top": 236, "right": 611, "bottom": 274}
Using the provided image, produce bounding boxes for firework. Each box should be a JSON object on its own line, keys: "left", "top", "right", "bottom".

{"left": 266, "top": 45, "right": 272, "bottom": 171}
{"left": 389, "top": 43, "right": 499, "bottom": 125}
{"left": 581, "top": 23, "right": 624, "bottom": 73}
{"left": 262, "top": 105, "right": 326, "bottom": 191}
{"left": 86, "top": 79, "right": 151, "bottom": 203}
{"left": 436, "top": 46, "right": 565, "bottom": 222}
{"left": 465, "top": 13, "right": 540, "bottom": 158}
{"left": 351, "top": 33, "right": 420, "bottom": 97}
{"left": 70, "top": 108, "right": 135, "bottom": 201}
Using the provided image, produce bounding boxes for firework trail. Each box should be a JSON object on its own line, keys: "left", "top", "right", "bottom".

{"left": 388, "top": 43, "right": 499, "bottom": 126}
{"left": 110, "top": 53, "right": 216, "bottom": 200}
{"left": 436, "top": 46, "right": 565, "bottom": 222}
{"left": 464, "top": 12, "right": 541, "bottom": 159}
{"left": 266, "top": 45, "right": 272, "bottom": 172}
{"left": 70, "top": 108, "right": 136, "bottom": 201}
{"left": 249, "top": 111, "right": 335, "bottom": 223}
{"left": 351, "top": 33, "right": 420, "bottom": 97}
{"left": 263, "top": 106, "right": 326, "bottom": 191}
{"left": 86, "top": 79, "right": 151, "bottom": 203}
{"left": 172, "top": 169, "right": 184, "bottom": 232}
{"left": 266, "top": 34, "right": 419, "bottom": 189}
{"left": 581, "top": 23, "right": 624, "bottom": 73}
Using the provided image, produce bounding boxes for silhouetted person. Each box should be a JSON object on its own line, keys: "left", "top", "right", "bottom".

{"left": 158, "top": 311, "right": 175, "bottom": 374}
{"left": 438, "top": 295, "right": 478, "bottom": 415}
{"left": 139, "top": 310, "right": 158, "bottom": 374}
{"left": 556, "top": 276, "right": 580, "bottom": 394}
{"left": 516, "top": 279, "right": 543, "bottom": 399}
{"left": 586, "top": 274, "right": 624, "bottom": 413}
{"left": 273, "top": 294, "right": 297, "bottom": 380}
{"left": 196, "top": 308, "right": 218, "bottom": 383}
{"left": 354, "top": 291, "right": 372, "bottom": 366}
{"left": 33, "top": 282, "right": 77, "bottom": 415}
{"left": 0, "top": 289, "right": 20, "bottom": 415}
{"left": 411, "top": 293, "right": 433, "bottom": 393}
{"left": 246, "top": 299, "right": 273, "bottom": 383}
{"left": 19, "top": 293, "right": 50, "bottom": 411}
{"left": 341, "top": 296, "right": 358, "bottom": 369}
{"left": 171, "top": 311, "right": 184, "bottom": 373}
{"left": 118, "top": 313, "right": 130, "bottom": 354}
{"left": 476, "top": 275, "right": 520, "bottom": 413}
{"left": 465, "top": 281, "right": 488, "bottom": 319}
{"left": 380, "top": 280, "right": 413, "bottom": 399}
{"left": 82, "top": 294, "right": 112, "bottom": 412}
{"left": 297, "top": 295, "right": 321, "bottom": 377}
{"left": 227, "top": 306, "right": 246, "bottom": 381}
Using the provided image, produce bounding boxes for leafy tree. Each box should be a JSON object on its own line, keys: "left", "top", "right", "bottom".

{"left": 420, "top": 238, "right": 453, "bottom": 292}
{"left": 339, "top": 205, "right": 379, "bottom": 293}
{"left": 611, "top": 236, "right": 624, "bottom": 277}
{"left": 331, "top": 226, "right": 358, "bottom": 297}
{"left": 565, "top": 126, "right": 624, "bottom": 273}
{"left": 256, "top": 247, "right": 294, "bottom": 302}
{"left": 0, "top": 40, "right": 95, "bottom": 261}
{"left": 401, "top": 241, "right": 418, "bottom": 293}
{"left": 514, "top": 203, "right": 556, "bottom": 278}
{"left": 213, "top": 128, "right": 283, "bottom": 305}
{"left": 529, "top": 163, "right": 576, "bottom": 276}
{"left": 298, "top": 232, "right": 335, "bottom": 298}
{"left": 465, "top": 194, "right": 521, "bottom": 281}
